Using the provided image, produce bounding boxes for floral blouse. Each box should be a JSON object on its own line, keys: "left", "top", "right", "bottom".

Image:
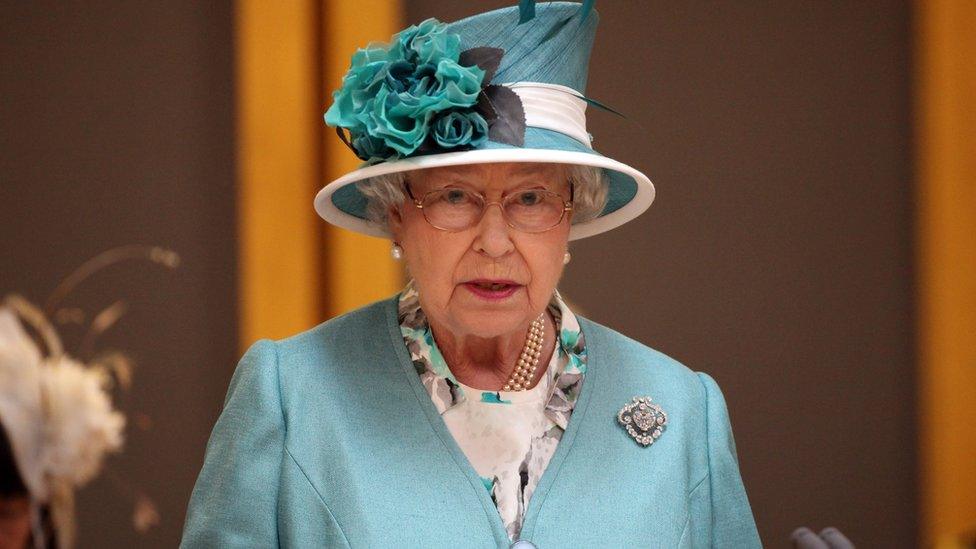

{"left": 398, "top": 281, "right": 587, "bottom": 540}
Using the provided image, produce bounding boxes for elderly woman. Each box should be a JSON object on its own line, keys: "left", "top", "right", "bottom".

{"left": 182, "top": 3, "right": 761, "bottom": 548}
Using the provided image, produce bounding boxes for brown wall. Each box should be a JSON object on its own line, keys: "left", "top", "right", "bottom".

{"left": 404, "top": 1, "right": 916, "bottom": 547}
{"left": 0, "top": 2, "right": 236, "bottom": 546}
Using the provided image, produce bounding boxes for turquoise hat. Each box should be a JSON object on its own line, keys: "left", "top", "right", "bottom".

{"left": 315, "top": 1, "right": 654, "bottom": 240}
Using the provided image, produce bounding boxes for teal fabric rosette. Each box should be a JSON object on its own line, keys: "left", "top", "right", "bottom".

{"left": 325, "top": 18, "right": 501, "bottom": 163}
{"left": 432, "top": 111, "right": 490, "bottom": 148}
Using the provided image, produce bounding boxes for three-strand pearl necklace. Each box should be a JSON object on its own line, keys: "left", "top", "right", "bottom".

{"left": 501, "top": 313, "right": 546, "bottom": 391}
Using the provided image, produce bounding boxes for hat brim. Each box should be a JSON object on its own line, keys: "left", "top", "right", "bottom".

{"left": 314, "top": 127, "right": 654, "bottom": 241}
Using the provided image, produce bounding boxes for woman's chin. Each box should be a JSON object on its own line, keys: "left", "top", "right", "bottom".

{"left": 450, "top": 310, "right": 531, "bottom": 340}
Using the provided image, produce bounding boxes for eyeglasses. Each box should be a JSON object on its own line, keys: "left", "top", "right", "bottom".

{"left": 405, "top": 183, "right": 574, "bottom": 233}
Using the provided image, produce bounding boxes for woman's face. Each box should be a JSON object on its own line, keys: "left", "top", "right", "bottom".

{"left": 390, "top": 162, "right": 572, "bottom": 339}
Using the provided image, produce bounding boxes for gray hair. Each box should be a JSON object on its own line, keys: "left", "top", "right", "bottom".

{"left": 355, "top": 164, "right": 610, "bottom": 229}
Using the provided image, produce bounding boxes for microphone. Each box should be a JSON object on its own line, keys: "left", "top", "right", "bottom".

{"left": 791, "top": 526, "right": 855, "bottom": 549}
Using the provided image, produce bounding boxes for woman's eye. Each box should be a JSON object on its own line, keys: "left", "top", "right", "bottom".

{"left": 444, "top": 189, "right": 468, "bottom": 204}
{"left": 517, "top": 191, "right": 542, "bottom": 206}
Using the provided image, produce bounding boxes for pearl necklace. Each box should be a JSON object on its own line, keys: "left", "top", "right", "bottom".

{"left": 501, "top": 313, "right": 546, "bottom": 391}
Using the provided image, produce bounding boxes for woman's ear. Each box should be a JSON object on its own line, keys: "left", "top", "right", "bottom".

{"left": 388, "top": 204, "right": 404, "bottom": 239}
{"left": 389, "top": 174, "right": 415, "bottom": 240}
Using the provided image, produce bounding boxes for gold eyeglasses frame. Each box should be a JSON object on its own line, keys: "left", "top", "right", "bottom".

{"left": 403, "top": 181, "right": 575, "bottom": 233}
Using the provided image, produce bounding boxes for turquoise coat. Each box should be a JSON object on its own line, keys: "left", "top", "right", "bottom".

{"left": 181, "top": 297, "right": 762, "bottom": 548}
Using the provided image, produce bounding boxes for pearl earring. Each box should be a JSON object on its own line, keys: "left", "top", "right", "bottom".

{"left": 563, "top": 251, "right": 572, "bottom": 265}
{"left": 391, "top": 243, "right": 404, "bottom": 260}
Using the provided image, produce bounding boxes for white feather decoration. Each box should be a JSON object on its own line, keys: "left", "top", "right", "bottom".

{"left": 0, "top": 306, "right": 124, "bottom": 500}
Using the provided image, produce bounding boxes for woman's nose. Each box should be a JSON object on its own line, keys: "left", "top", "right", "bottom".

{"left": 472, "top": 203, "right": 515, "bottom": 258}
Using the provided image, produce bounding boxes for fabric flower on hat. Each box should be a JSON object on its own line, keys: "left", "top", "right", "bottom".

{"left": 325, "top": 18, "right": 491, "bottom": 162}
{"left": 432, "top": 110, "right": 489, "bottom": 148}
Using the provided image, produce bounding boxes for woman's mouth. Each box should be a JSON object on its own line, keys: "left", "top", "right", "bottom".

{"left": 462, "top": 280, "right": 521, "bottom": 300}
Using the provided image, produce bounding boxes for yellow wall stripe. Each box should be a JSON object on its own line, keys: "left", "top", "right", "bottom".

{"left": 236, "top": 0, "right": 322, "bottom": 348}
{"left": 916, "top": 0, "right": 976, "bottom": 544}
{"left": 321, "top": 0, "right": 405, "bottom": 318}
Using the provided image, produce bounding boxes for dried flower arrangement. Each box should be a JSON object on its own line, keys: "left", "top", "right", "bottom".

{"left": 0, "top": 245, "right": 179, "bottom": 548}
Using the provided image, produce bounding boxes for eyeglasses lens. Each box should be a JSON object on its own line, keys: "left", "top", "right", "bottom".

{"left": 421, "top": 188, "right": 567, "bottom": 232}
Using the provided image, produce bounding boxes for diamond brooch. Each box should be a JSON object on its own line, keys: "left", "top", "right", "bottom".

{"left": 617, "top": 396, "right": 667, "bottom": 447}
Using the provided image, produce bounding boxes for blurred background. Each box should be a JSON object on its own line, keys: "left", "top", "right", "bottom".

{"left": 1, "top": 1, "right": 973, "bottom": 547}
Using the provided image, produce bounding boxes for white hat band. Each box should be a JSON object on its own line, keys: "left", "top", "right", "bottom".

{"left": 506, "top": 82, "right": 591, "bottom": 149}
